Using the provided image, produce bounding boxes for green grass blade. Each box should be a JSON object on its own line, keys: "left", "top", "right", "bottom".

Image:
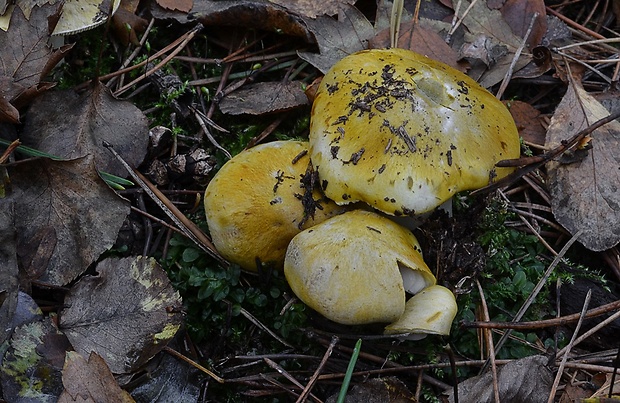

{"left": 336, "top": 338, "right": 362, "bottom": 403}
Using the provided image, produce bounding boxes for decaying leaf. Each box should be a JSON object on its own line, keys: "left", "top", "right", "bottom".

{"left": 58, "top": 351, "right": 135, "bottom": 403}
{"left": 219, "top": 81, "right": 309, "bottom": 115}
{"left": 298, "top": 4, "right": 375, "bottom": 73}
{"left": 450, "top": 0, "right": 533, "bottom": 87}
{"left": 8, "top": 155, "right": 130, "bottom": 286}
{"left": 546, "top": 82, "right": 620, "bottom": 251}
{"left": 269, "top": 0, "right": 357, "bottom": 18}
{"left": 59, "top": 256, "right": 184, "bottom": 374}
{"left": 443, "top": 355, "right": 553, "bottom": 403}
{"left": 0, "top": 318, "right": 66, "bottom": 402}
{"left": 508, "top": 100, "right": 547, "bottom": 147}
{"left": 0, "top": 2, "right": 67, "bottom": 122}
{"left": 20, "top": 82, "right": 149, "bottom": 177}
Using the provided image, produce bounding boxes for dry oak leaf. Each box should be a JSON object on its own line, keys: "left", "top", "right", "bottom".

{"left": 58, "top": 351, "right": 135, "bottom": 403}
{"left": 59, "top": 256, "right": 183, "bottom": 374}
{"left": 546, "top": 82, "right": 620, "bottom": 251}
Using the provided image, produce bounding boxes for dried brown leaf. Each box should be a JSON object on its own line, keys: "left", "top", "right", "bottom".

{"left": 451, "top": 0, "right": 532, "bottom": 87}
{"left": 59, "top": 256, "right": 183, "bottom": 374}
{"left": 508, "top": 100, "right": 546, "bottom": 147}
{"left": 219, "top": 81, "right": 308, "bottom": 115}
{"left": 58, "top": 351, "right": 135, "bottom": 403}
{"left": 444, "top": 355, "right": 553, "bottom": 402}
{"left": 8, "top": 155, "right": 130, "bottom": 286}
{"left": 0, "top": 3, "right": 63, "bottom": 122}
{"left": 546, "top": 82, "right": 620, "bottom": 251}
{"left": 370, "top": 21, "right": 466, "bottom": 72}
{"left": 500, "top": 0, "right": 547, "bottom": 48}
{"left": 21, "top": 82, "right": 149, "bottom": 177}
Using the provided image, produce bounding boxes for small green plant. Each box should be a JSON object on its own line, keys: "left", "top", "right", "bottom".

{"left": 163, "top": 228, "right": 309, "bottom": 348}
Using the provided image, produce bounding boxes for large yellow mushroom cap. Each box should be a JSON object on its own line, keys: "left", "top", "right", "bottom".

{"left": 284, "top": 210, "right": 436, "bottom": 325}
{"left": 204, "top": 141, "right": 346, "bottom": 272}
{"left": 310, "top": 48, "right": 521, "bottom": 216}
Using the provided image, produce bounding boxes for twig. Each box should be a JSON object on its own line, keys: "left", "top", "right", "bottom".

{"left": 483, "top": 229, "right": 583, "bottom": 368}
{"left": 462, "top": 298, "right": 620, "bottom": 330}
{"left": 163, "top": 346, "right": 225, "bottom": 383}
{"left": 239, "top": 308, "right": 294, "bottom": 348}
{"left": 545, "top": 6, "right": 605, "bottom": 40}
{"left": 547, "top": 290, "right": 591, "bottom": 403}
{"left": 263, "top": 358, "right": 323, "bottom": 403}
{"left": 113, "top": 24, "right": 203, "bottom": 97}
{"left": 555, "top": 308, "right": 620, "bottom": 358}
{"left": 474, "top": 110, "right": 620, "bottom": 195}
{"left": 296, "top": 336, "right": 338, "bottom": 403}
{"left": 103, "top": 141, "right": 226, "bottom": 265}
{"left": 476, "top": 280, "right": 500, "bottom": 403}
{"left": 496, "top": 12, "right": 538, "bottom": 99}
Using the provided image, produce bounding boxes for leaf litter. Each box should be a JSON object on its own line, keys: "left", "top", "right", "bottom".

{"left": 1, "top": 0, "right": 620, "bottom": 401}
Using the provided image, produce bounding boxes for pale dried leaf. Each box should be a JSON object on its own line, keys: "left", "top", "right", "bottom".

{"left": 59, "top": 256, "right": 183, "bottom": 374}
{"left": 444, "top": 355, "right": 553, "bottom": 403}
{"left": 546, "top": 83, "right": 620, "bottom": 251}
{"left": 298, "top": 4, "right": 374, "bottom": 73}
{"left": 451, "top": 0, "right": 531, "bottom": 87}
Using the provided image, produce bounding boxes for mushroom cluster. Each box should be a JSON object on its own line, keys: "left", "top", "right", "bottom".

{"left": 204, "top": 48, "right": 521, "bottom": 335}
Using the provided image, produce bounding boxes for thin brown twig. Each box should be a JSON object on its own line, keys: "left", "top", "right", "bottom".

{"left": 476, "top": 279, "right": 500, "bottom": 403}
{"left": 296, "top": 336, "right": 338, "bottom": 403}
{"left": 548, "top": 290, "right": 591, "bottom": 403}
{"left": 263, "top": 358, "right": 323, "bottom": 403}
{"left": 462, "top": 298, "right": 620, "bottom": 330}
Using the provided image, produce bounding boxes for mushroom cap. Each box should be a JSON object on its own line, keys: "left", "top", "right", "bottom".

{"left": 204, "top": 141, "right": 346, "bottom": 271}
{"left": 284, "top": 210, "right": 436, "bottom": 325}
{"left": 309, "top": 48, "right": 521, "bottom": 216}
{"left": 384, "top": 285, "right": 458, "bottom": 337}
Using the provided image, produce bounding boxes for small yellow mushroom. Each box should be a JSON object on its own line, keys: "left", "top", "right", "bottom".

{"left": 284, "top": 210, "right": 436, "bottom": 325}
{"left": 204, "top": 141, "right": 345, "bottom": 272}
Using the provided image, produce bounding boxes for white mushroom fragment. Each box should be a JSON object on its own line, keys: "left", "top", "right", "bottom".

{"left": 309, "top": 48, "right": 521, "bottom": 216}
{"left": 204, "top": 141, "right": 345, "bottom": 272}
{"left": 384, "top": 285, "right": 458, "bottom": 338}
{"left": 284, "top": 210, "right": 436, "bottom": 325}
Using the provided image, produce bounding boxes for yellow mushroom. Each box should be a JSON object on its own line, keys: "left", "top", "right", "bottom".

{"left": 284, "top": 210, "right": 436, "bottom": 325}
{"left": 309, "top": 48, "right": 521, "bottom": 216}
{"left": 204, "top": 141, "right": 345, "bottom": 272}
